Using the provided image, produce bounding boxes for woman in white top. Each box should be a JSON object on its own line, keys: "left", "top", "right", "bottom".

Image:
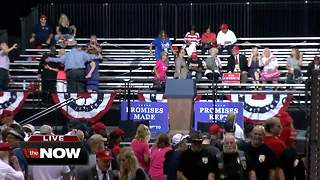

{"left": 260, "top": 48, "right": 280, "bottom": 84}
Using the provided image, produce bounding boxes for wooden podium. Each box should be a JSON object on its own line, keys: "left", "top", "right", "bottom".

{"left": 165, "top": 79, "right": 195, "bottom": 134}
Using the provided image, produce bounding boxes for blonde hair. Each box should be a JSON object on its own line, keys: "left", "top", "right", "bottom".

{"left": 58, "top": 14, "right": 70, "bottom": 27}
{"left": 251, "top": 47, "right": 260, "bottom": 59}
{"left": 262, "top": 48, "right": 271, "bottom": 58}
{"left": 291, "top": 48, "right": 301, "bottom": 60}
{"left": 87, "top": 134, "right": 105, "bottom": 152}
{"left": 135, "top": 124, "right": 150, "bottom": 141}
{"left": 118, "top": 147, "right": 139, "bottom": 180}
{"left": 227, "top": 112, "right": 236, "bottom": 123}
{"left": 209, "top": 48, "right": 219, "bottom": 55}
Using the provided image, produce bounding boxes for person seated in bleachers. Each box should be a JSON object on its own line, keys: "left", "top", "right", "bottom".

{"left": 187, "top": 52, "right": 203, "bottom": 80}
{"left": 201, "top": 26, "right": 217, "bottom": 55}
{"left": 184, "top": 26, "right": 200, "bottom": 56}
{"left": 260, "top": 48, "right": 280, "bottom": 84}
{"left": 248, "top": 47, "right": 263, "bottom": 84}
{"left": 216, "top": 23, "right": 237, "bottom": 55}
{"left": 226, "top": 46, "right": 248, "bottom": 83}
{"left": 153, "top": 52, "right": 168, "bottom": 91}
{"left": 54, "top": 14, "right": 77, "bottom": 47}
{"left": 286, "top": 48, "right": 303, "bottom": 83}
{"left": 203, "top": 48, "right": 221, "bottom": 83}
{"left": 29, "top": 14, "right": 53, "bottom": 48}
{"left": 307, "top": 56, "right": 320, "bottom": 78}
{"left": 174, "top": 48, "right": 188, "bottom": 79}
{"left": 149, "top": 30, "right": 174, "bottom": 62}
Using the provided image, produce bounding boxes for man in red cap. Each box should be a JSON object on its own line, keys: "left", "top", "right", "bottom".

{"left": 187, "top": 52, "right": 204, "bottom": 80}
{"left": 29, "top": 14, "right": 53, "bottom": 48}
{"left": 216, "top": 23, "right": 237, "bottom": 55}
{"left": 226, "top": 45, "right": 248, "bottom": 83}
{"left": 108, "top": 128, "right": 125, "bottom": 154}
{"left": 0, "top": 142, "right": 24, "bottom": 179}
{"left": 208, "top": 123, "right": 223, "bottom": 149}
{"left": 91, "top": 122, "right": 107, "bottom": 136}
{"left": 76, "top": 149, "right": 114, "bottom": 180}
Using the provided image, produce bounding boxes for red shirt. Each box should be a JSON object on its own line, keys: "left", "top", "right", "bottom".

{"left": 264, "top": 135, "right": 286, "bottom": 159}
{"left": 201, "top": 32, "right": 217, "bottom": 45}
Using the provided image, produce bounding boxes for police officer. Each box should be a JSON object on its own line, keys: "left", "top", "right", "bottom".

{"left": 216, "top": 133, "right": 256, "bottom": 180}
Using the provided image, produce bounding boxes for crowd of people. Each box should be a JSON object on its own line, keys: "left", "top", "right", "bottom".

{"left": 1, "top": 13, "right": 320, "bottom": 92}
{"left": 0, "top": 109, "right": 305, "bottom": 180}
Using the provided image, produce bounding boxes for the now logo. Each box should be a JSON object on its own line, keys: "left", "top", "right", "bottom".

{"left": 20, "top": 135, "right": 88, "bottom": 165}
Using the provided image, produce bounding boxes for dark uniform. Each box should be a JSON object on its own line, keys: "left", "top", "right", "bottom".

{"left": 241, "top": 143, "right": 277, "bottom": 180}
{"left": 216, "top": 150, "right": 253, "bottom": 180}
{"left": 177, "top": 148, "right": 218, "bottom": 180}
{"left": 279, "top": 147, "right": 306, "bottom": 180}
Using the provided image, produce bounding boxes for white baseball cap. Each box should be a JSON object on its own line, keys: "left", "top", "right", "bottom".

{"left": 172, "top": 133, "right": 189, "bottom": 146}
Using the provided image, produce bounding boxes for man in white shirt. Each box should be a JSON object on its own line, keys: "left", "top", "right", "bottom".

{"left": 0, "top": 143, "right": 24, "bottom": 180}
{"left": 216, "top": 24, "right": 237, "bottom": 55}
{"left": 28, "top": 165, "right": 70, "bottom": 180}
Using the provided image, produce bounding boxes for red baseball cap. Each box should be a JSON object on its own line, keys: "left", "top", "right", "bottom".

{"left": 112, "top": 128, "right": 125, "bottom": 137}
{"left": 209, "top": 124, "right": 223, "bottom": 135}
{"left": 191, "top": 52, "right": 198, "bottom": 59}
{"left": 91, "top": 122, "right": 106, "bottom": 133}
{"left": 96, "top": 149, "right": 114, "bottom": 161}
{"left": 0, "top": 143, "right": 11, "bottom": 151}
{"left": 219, "top": 23, "right": 229, "bottom": 30}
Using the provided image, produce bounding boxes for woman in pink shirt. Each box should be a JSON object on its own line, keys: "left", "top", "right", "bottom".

{"left": 149, "top": 133, "right": 172, "bottom": 180}
{"left": 130, "top": 124, "right": 151, "bottom": 173}
{"left": 153, "top": 52, "right": 168, "bottom": 91}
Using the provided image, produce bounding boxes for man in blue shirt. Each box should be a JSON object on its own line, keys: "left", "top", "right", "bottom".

{"left": 149, "top": 30, "right": 175, "bottom": 61}
{"left": 29, "top": 15, "right": 53, "bottom": 47}
{"left": 46, "top": 45, "right": 94, "bottom": 92}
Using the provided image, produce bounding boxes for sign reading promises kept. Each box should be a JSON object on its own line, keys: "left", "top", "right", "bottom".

{"left": 194, "top": 101, "right": 244, "bottom": 130}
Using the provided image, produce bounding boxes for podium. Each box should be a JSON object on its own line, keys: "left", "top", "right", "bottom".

{"left": 165, "top": 79, "right": 195, "bottom": 134}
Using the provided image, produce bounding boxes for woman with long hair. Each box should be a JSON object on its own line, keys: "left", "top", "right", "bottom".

{"left": 248, "top": 47, "right": 263, "bottom": 84}
{"left": 286, "top": 48, "right": 303, "bottom": 83}
{"left": 174, "top": 48, "right": 188, "bottom": 79}
{"left": 55, "top": 14, "right": 77, "bottom": 46}
{"left": 149, "top": 133, "right": 172, "bottom": 180}
{"left": 118, "top": 147, "right": 150, "bottom": 180}
{"left": 131, "top": 124, "right": 151, "bottom": 173}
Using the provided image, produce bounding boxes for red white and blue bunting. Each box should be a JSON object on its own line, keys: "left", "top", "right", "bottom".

{"left": 51, "top": 92, "right": 116, "bottom": 123}
{"left": 227, "top": 93, "right": 292, "bottom": 122}
{"left": 0, "top": 91, "right": 29, "bottom": 116}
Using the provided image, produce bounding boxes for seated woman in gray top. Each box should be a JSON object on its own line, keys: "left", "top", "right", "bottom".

{"left": 203, "top": 48, "right": 222, "bottom": 83}
{"left": 286, "top": 48, "right": 303, "bottom": 83}
{"left": 174, "top": 48, "right": 188, "bottom": 79}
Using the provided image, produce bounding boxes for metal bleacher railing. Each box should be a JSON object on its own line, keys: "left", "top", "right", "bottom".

{"left": 9, "top": 36, "right": 318, "bottom": 108}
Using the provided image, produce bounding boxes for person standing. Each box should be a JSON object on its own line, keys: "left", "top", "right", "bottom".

{"left": 0, "top": 143, "right": 24, "bottom": 180}
{"left": 0, "top": 42, "right": 18, "bottom": 91}
{"left": 153, "top": 52, "right": 168, "bottom": 91}
{"left": 177, "top": 131, "right": 218, "bottom": 180}
{"left": 149, "top": 30, "right": 174, "bottom": 61}
{"left": 174, "top": 48, "right": 188, "bottom": 79}
{"left": 46, "top": 45, "right": 94, "bottom": 93}
{"left": 241, "top": 125, "right": 277, "bottom": 180}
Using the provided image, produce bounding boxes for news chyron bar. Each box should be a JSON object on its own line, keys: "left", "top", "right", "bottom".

{"left": 19, "top": 135, "right": 88, "bottom": 165}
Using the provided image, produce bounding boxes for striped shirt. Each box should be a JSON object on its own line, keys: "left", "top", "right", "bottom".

{"left": 184, "top": 32, "right": 200, "bottom": 45}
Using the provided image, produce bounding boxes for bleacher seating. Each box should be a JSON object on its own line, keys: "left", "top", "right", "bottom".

{"left": 9, "top": 37, "right": 319, "bottom": 106}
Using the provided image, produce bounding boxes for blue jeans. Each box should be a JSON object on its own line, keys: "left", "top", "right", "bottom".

{"left": 187, "top": 71, "right": 202, "bottom": 80}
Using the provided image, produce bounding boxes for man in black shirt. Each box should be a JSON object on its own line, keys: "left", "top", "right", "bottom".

{"left": 187, "top": 52, "right": 203, "bottom": 80}
{"left": 216, "top": 133, "right": 256, "bottom": 180}
{"left": 241, "top": 125, "right": 277, "bottom": 180}
{"left": 177, "top": 131, "right": 218, "bottom": 180}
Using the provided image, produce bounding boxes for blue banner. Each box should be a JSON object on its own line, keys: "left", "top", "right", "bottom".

{"left": 120, "top": 101, "right": 169, "bottom": 135}
{"left": 194, "top": 101, "right": 244, "bottom": 130}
